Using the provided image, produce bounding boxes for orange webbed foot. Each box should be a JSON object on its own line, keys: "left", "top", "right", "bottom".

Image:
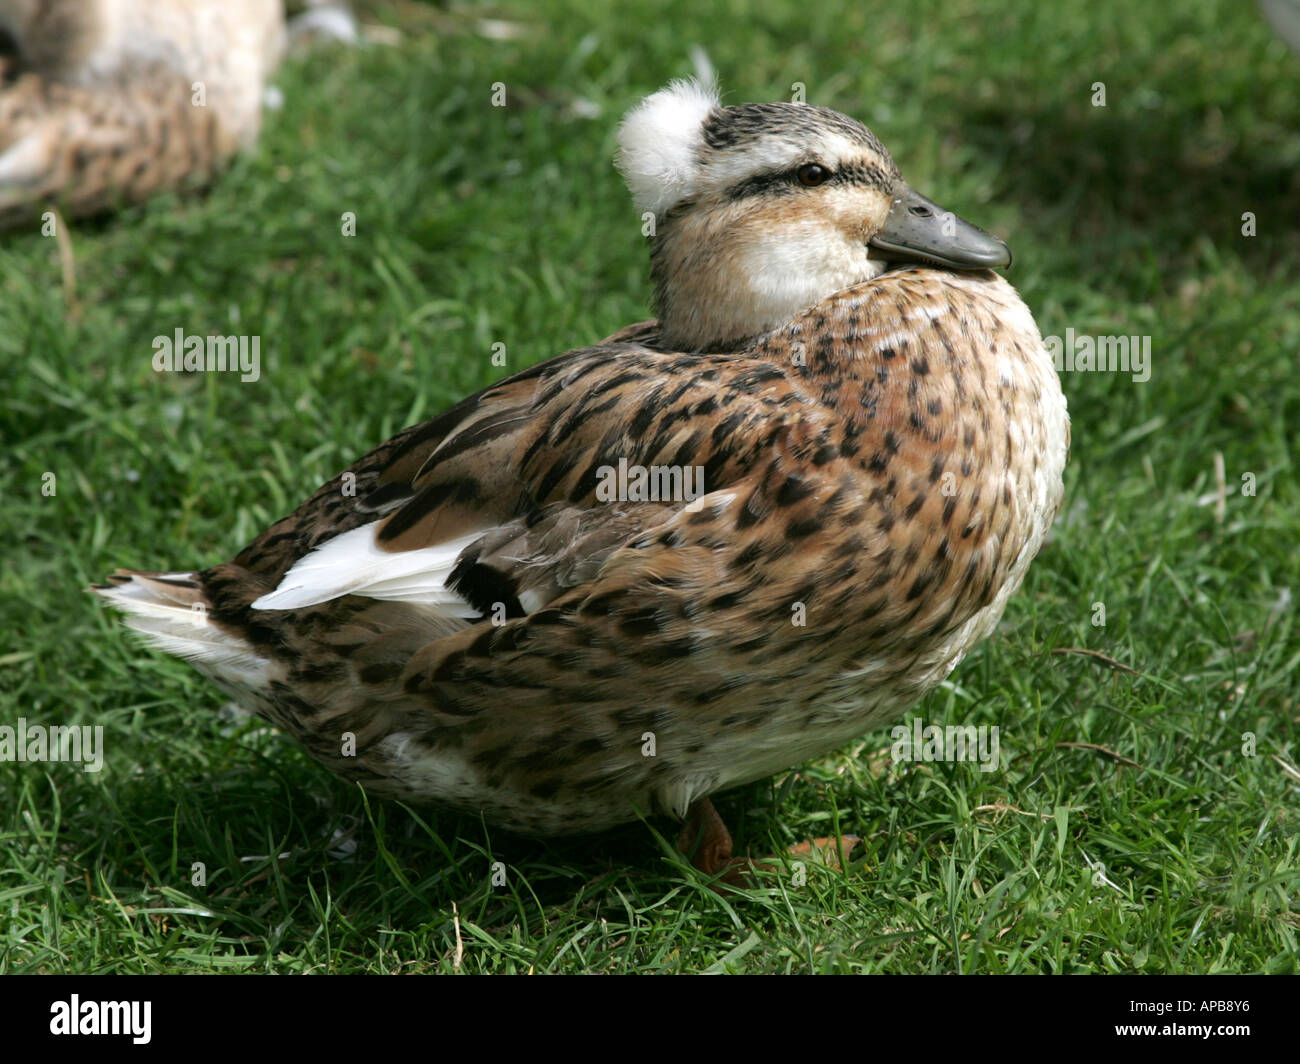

{"left": 677, "top": 797, "right": 754, "bottom": 891}
{"left": 678, "top": 799, "right": 863, "bottom": 892}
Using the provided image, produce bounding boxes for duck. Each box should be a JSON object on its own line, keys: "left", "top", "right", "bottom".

{"left": 0, "top": 0, "right": 284, "bottom": 228}
{"left": 0, "top": 0, "right": 356, "bottom": 229}
{"left": 95, "top": 79, "right": 1069, "bottom": 879}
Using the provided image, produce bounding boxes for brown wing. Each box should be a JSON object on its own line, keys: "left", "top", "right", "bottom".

{"left": 220, "top": 274, "right": 1032, "bottom": 657}
{"left": 225, "top": 318, "right": 840, "bottom": 601}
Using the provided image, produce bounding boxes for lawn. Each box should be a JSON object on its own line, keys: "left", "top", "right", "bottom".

{"left": 1, "top": 0, "right": 1297, "bottom": 974}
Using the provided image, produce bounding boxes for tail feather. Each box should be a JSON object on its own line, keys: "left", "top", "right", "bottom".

{"left": 93, "top": 570, "right": 272, "bottom": 688}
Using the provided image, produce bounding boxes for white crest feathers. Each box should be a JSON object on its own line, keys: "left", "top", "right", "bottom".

{"left": 616, "top": 78, "right": 720, "bottom": 216}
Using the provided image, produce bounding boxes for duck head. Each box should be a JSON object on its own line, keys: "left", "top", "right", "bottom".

{"left": 617, "top": 79, "right": 1011, "bottom": 351}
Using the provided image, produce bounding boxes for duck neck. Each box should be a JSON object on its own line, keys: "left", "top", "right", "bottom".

{"left": 649, "top": 213, "right": 880, "bottom": 353}
{"left": 649, "top": 215, "right": 810, "bottom": 352}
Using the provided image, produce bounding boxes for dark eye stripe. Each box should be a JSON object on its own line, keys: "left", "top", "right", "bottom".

{"left": 724, "top": 161, "right": 893, "bottom": 203}
{"left": 725, "top": 170, "right": 806, "bottom": 202}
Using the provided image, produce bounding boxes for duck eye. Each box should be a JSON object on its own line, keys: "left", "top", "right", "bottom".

{"left": 797, "top": 164, "right": 830, "bottom": 187}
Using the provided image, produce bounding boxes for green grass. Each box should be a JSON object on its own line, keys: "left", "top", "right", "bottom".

{"left": 2, "top": 0, "right": 1298, "bottom": 974}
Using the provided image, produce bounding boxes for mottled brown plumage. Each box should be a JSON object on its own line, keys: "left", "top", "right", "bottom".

{"left": 97, "top": 81, "right": 1069, "bottom": 846}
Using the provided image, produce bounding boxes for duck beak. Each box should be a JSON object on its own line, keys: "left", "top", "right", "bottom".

{"left": 869, "top": 184, "right": 1012, "bottom": 270}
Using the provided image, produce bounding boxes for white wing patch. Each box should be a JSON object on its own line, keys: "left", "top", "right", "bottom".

{"left": 251, "top": 522, "right": 485, "bottom": 614}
